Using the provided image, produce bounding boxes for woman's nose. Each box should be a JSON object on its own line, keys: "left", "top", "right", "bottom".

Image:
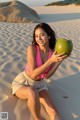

{"left": 38, "top": 37, "right": 42, "bottom": 40}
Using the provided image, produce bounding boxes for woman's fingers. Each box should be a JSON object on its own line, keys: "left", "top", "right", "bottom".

{"left": 61, "top": 54, "right": 67, "bottom": 58}
{"left": 53, "top": 50, "right": 57, "bottom": 55}
{"left": 51, "top": 51, "right": 68, "bottom": 62}
{"left": 58, "top": 55, "right": 67, "bottom": 62}
{"left": 56, "top": 54, "right": 67, "bottom": 61}
{"left": 56, "top": 53, "right": 66, "bottom": 57}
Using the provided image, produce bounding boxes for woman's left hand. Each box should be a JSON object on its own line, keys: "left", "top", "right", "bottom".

{"left": 60, "top": 53, "right": 69, "bottom": 62}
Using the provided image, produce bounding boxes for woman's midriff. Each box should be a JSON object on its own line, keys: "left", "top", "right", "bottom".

{"left": 25, "top": 70, "right": 42, "bottom": 81}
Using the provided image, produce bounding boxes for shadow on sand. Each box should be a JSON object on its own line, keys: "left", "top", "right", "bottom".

{"left": 48, "top": 72, "right": 80, "bottom": 120}
{"left": 39, "top": 13, "right": 80, "bottom": 22}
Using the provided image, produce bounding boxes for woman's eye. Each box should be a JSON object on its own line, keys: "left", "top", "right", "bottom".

{"left": 41, "top": 34, "right": 44, "bottom": 36}
{"left": 35, "top": 34, "right": 44, "bottom": 38}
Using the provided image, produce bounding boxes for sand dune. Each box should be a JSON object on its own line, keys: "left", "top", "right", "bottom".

{"left": 32, "top": 5, "right": 80, "bottom": 23}
{"left": 0, "top": 5, "right": 80, "bottom": 120}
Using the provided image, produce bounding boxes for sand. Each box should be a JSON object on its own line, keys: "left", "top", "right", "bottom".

{"left": 0, "top": 5, "right": 80, "bottom": 120}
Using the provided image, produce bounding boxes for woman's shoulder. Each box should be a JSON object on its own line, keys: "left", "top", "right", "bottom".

{"left": 27, "top": 44, "right": 35, "bottom": 49}
{"left": 27, "top": 45, "right": 36, "bottom": 55}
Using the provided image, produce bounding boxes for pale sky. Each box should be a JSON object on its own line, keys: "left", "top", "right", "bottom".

{"left": 0, "top": 0, "right": 62, "bottom": 6}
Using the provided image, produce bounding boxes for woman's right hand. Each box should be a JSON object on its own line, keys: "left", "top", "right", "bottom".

{"left": 50, "top": 51, "right": 67, "bottom": 63}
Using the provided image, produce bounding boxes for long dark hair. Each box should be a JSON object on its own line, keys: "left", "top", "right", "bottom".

{"left": 32, "top": 23, "right": 56, "bottom": 50}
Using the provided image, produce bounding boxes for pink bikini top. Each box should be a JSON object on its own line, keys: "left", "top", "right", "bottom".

{"left": 25, "top": 45, "right": 53, "bottom": 79}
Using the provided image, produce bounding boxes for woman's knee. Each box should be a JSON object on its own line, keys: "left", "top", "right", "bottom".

{"left": 28, "top": 87, "right": 39, "bottom": 100}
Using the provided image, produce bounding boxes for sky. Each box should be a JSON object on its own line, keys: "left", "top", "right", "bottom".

{"left": 0, "top": 0, "right": 61, "bottom": 6}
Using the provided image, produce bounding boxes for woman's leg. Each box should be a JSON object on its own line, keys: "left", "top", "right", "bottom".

{"left": 15, "top": 86, "right": 41, "bottom": 120}
{"left": 39, "top": 90, "right": 61, "bottom": 120}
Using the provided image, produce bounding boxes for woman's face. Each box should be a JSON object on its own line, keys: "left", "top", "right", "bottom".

{"left": 35, "top": 28, "right": 50, "bottom": 47}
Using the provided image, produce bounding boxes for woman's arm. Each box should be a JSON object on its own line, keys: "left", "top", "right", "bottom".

{"left": 45, "top": 62, "right": 62, "bottom": 79}
{"left": 45, "top": 53, "right": 68, "bottom": 79}
{"left": 27, "top": 46, "right": 67, "bottom": 80}
{"left": 26, "top": 45, "right": 52, "bottom": 79}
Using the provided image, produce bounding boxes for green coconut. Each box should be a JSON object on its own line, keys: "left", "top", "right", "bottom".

{"left": 55, "top": 38, "right": 73, "bottom": 55}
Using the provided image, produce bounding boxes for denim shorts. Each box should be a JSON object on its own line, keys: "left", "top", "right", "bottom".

{"left": 12, "top": 71, "right": 48, "bottom": 94}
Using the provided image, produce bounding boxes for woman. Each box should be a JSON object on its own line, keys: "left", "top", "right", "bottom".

{"left": 12, "top": 23, "right": 67, "bottom": 120}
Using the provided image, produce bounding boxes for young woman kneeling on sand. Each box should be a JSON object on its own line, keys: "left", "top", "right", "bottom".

{"left": 12, "top": 23, "right": 68, "bottom": 120}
